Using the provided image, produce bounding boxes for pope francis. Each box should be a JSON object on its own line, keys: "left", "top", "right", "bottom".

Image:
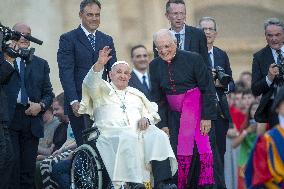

{"left": 78, "top": 46, "right": 178, "bottom": 189}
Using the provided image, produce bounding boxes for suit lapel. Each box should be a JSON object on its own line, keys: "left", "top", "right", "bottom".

{"left": 76, "top": 26, "right": 94, "bottom": 53}
{"left": 213, "top": 47, "right": 220, "bottom": 67}
{"left": 184, "top": 25, "right": 191, "bottom": 51}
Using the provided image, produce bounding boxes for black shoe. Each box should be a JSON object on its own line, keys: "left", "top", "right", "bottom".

{"left": 127, "top": 182, "right": 146, "bottom": 189}
{"left": 157, "top": 182, "right": 177, "bottom": 189}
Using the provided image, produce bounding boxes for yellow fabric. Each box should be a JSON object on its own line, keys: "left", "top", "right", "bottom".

{"left": 264, "top": 126, "right": 284, "bottom": 187}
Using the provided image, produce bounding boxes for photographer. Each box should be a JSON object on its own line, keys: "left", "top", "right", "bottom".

{"left": 2, "top": 22, "right": 54, "bottom": 189}
{"left": 199, "top": 17, "right": 235, "bottom": 186}
{"left": 0, "top": 45, "right": 18, "bottom": 189}
{"left": 252, "top": 18, "right": 284, "bottom": 129}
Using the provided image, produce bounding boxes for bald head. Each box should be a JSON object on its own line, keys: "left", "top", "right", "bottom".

{"left": 153, "top": 29, "right": 177, "bottom": 62}
{"left": 12, "top": 22, "right": 31, "bottom": 49}
{"left": 12, "top": 22, "right": 31, "bottom": 33}
{"left": 153, "top": 29, "right": 176, "bottom": 45}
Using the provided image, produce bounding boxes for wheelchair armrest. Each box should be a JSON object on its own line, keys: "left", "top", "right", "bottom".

{"left": 82, "top": 126, "right": 100, "bottom": 143}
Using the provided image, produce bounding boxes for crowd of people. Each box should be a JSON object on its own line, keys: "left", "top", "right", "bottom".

{"left": 0, "top": 0, "right": 284, "bottom": 189}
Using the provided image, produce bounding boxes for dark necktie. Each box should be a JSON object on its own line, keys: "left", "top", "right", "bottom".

{"left": 14, "top": 61, "right": 28, "bottom": 105}
{"left": 276, "top": 49, "right": 283, "bottom": 64}
{"left": 208, "top": 52, "right": 213, "bottom": 68}
{"left": 175, "top": 34, "right": 181, "bottom": 49}
{"left": 88, "top": 34, "right": 96, "bottom": 50}
{"left": 142, "top": 75, "right": 149, "bottom": 91}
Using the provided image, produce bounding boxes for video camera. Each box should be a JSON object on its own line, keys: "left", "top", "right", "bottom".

{"left": 0, "top": 22, "right": 43, "bottom": 62}
{"left": 213, "top": 66, "right": 232, "bottom": 86}
{"left": 273, "top": 60, "right": 284, "bottom": 86}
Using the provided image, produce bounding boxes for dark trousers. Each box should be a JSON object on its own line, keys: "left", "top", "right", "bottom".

{"left": 152, "top": 158, "right": 172, "bottom": 188}
{"left": 0, "top": 124, "right": 14, "bottom": 189}
{"left": 51, "top": 159, "right": 72, "bottom": 189}
{"left": 213, "top": 117, "right": 229, "bottom": 175}
{"left": 68, "top": 113, "right": 84, "bottom": 146}
{"left": 9, "top": 105, "right": 39, "bottom": 189}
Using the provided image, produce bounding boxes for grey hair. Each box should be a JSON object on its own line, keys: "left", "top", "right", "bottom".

{"left": 198, "top": 16, "right": 217, "bottom": 31}
{"left": 264, "top": 18, "right": 284, "bottom": 31}
{"left": 80, "top": 0, "right": 101, "bottom": 13}
{"left": 153, "top": 29, "right": 177, "bottom": 45}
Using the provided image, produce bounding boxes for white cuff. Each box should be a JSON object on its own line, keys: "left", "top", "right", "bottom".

{"left": 70, "top": 100, "right": 79, "bottom": 105}
{"left": 266, "top": 76, "right": 273, "bottom": 86}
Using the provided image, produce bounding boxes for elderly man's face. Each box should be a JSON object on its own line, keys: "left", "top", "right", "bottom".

{"left": 200, "top": 20, "right": 217, "bottom": 45}
{"left": 265, "top": 24, "right": 284, "bottom": 50}
{"left": 109, "top": 64, "right": 131, "bottom": 90}
{"left": 13, "top": 24, "right": 31, "bottom": 49}
{"left": 132, "top": 47, "right": 149, "bottom": 72}
{"left": 79, "top": 3, "right": 101, "bottom": 33}
{"left": 155, "top": 34, "right": 177, "bottom": 62}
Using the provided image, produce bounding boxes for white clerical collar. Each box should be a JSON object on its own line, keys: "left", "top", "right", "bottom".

{"left": 278, "top": 115, "right": 284, "bottom": 129}
{"left": 171, "top": 24, "right": 185, "bottom": 35}
{"left": 133, "top": 68, "right": 148, "bottom": 80}
{"left": 80, "top": 24, "right": 96, "bottom": 37}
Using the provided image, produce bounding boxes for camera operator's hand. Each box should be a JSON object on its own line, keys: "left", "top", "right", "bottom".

{"left": 4, "top": 43, "right": 19, "bottom": 64}
{"left": 25, "top": 101, "right": 41, "bottom": 116}
{"left": 268, "top": 63, "right": 279, "bottom": 82}
{"left": 212, "top": 68, "right": 216, "bottom": 79}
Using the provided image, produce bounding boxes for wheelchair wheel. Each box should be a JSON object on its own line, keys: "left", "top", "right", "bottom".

{"left": 71, "top": 144, "right": 103, "bottom": 189}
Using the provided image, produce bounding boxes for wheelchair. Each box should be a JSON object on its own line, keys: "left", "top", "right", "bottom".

{"left": 70, "top": 115, "right": 113, "bottom": 189}
{"left": 70, "top": 115, "right": 152, "bottom": 189}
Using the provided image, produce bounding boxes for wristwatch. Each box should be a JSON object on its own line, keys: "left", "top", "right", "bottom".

{"left": 39, "top": 102, "right": 46, "bottom": 111}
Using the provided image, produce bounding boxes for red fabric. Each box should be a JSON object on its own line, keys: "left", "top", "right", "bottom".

{"left": 230, "top": 105, "right": 247, "bottom": 131}
{"left": 252, "top": 136, "right": 272, "bottom": 186}
{"left": 238, "top": 167, "right": 247, "bottom": 189}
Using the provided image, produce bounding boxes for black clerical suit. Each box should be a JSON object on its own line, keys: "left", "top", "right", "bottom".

{"left": 150, "top": 49, "right": 217, "bottom": 189}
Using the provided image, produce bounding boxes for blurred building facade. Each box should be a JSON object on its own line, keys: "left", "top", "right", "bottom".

{"left": 1, "top": 0, "right": 284, "bottom": 93}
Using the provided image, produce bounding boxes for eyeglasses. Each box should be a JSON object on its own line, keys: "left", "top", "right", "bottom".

{"left": 169, "top": 12, "right": 186, "bottom": 18}
{"left": 155, "top": 43, "right": 174, "bottom": 52}
{"left": 202, "top": 27, "right": 216, "bottom": 32}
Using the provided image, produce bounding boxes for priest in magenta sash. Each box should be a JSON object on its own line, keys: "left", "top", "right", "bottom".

{"left": 150, "top": 29, "right": 217, "bottom": 189}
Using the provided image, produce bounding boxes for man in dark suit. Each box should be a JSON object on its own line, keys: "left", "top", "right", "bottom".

{"left": 3, "top": 23, "right": 54, "bottom": 189}
{"left": 0, "top": 50, "right": 17, "bottom": 189}
{"left": 251, "top": 18, "right": 284, "bottom": 128}
{"left": 199, "top": 17, "right": 235, "bottom": 187}
{"left": 128, "top": 45, "right": 151, "bottom": 99}
{"left": 153, "top": 0, "right": 209, "bottom": 66}
{"left": 57, "top": 0, "right": 117, "bottom": 146}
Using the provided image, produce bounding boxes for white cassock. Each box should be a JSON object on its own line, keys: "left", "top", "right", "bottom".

{"left": 78, "top": 68, "right": 177, "bottom": 187}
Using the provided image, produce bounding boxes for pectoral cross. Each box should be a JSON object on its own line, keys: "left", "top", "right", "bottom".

{"left": 121, "top": 104, "right": 126, "bottom": 112}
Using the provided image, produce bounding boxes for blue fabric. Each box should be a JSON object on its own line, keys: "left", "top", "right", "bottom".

{"left": 175, "top": 33, "right": 181, "bottom": 49}
{"left": 14, "top": 61, "right": 28, "bottom": 105}
{"left": 51, "top": 159, "right": 72, "bottom": 189}
{"left": 88, "top": 34, "right": 96, "bottom": 50}
{"left": 208, "top": 52, "right": 213, "bottom": 68}
{"left": 267, "top": 128, "right": 284, "bottom": 162}
{"left": 142, "top": 75, "right": 149, "bottom": 92}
